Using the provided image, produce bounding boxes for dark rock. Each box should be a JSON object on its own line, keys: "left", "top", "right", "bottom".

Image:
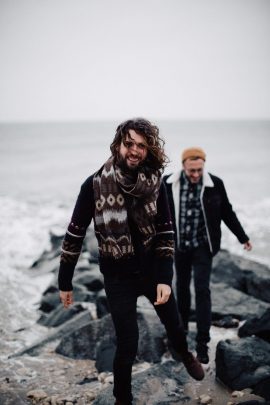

{"left": 77, "top": 376, "right": 98, "bottom": 385}
{"left": 93, "top": 360, "right": 190, "bottom": 405}
{"left": 37, "top": 313, "right": 48, "bottom": 325}
{"left": 210, "top": 283, "right": 268, "bottom": 320}
{"left": 42, "top": 285, "right": 58, "bottom": 295}
{"left": 55, "top": 313, "right": 114, "bottom": 360}
{"left": 253, "top": 376, "right": 270, "bottom": 400}
{"left": 71, "top": 284, "right": 96, "bottom": 302}
{"left": 55, "top": 309, "right": 166, "bottom": 364}
{"left": 212, "top": 250, "right": 270, "bottom": 303}
{"left": 212, "top": 315, "right": 239, "bottom": 328}
{"left": 75, "top": 256, "right": 100, "bottom": 272}
{"left": 95, "top": 339, "right": 116, "bottom": 372}
{"left": 73, "top": 270, "right": 104, "bottom": 292}
{"left": 96, "top": 289, "right": 110, "bottom": 318}
{"left": 49, "top": 229, "right": 64, "bottom": 252}
{"left": 11, "top": 310, "right": 93, "bottom": 357}
{"left": 75, "top": 260, "right": 91, "bottom": 273}
{"left": 31, "top": 255, "right": 60, "bottom": 274}
{"left": 212, "top": 250, "right": 243, "bottom": 288}
{"left": 39, "top": 285, "right": 96, "bottom": 313}
{"left": 39, "top": 291, "right": 62, "bottom": 313}
{"left": 238, "top": 308, "right": 270, "bottom": 343}
{"left": 216, "top": 336, "right": 270, "bottom": 391}
{"left": 38, "top": 303, "right": 87, "bottom": 327}
{"left": 136, "top": 310, "right": 166, "bottom": 363}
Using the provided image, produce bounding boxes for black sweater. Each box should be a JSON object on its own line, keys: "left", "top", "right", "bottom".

{"left": 58, "top": 175, "right": 175, "bottom": 291}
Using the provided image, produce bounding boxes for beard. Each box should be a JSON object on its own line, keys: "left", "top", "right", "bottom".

{"left": 116, "top": 155, "right": 143, "bottom": 174}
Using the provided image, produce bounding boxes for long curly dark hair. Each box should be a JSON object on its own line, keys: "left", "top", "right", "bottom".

{"left": 110, "top": 118, "right": 169, "bottom": 171}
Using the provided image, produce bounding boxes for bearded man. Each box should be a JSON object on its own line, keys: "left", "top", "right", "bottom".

{"left": 58, "top": 119, "right": 204, "bottom": 405}
{"left": 164, "top": 147, "right": 252, "bottom": 364}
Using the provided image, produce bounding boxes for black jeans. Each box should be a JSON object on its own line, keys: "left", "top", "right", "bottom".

{"left": 175, "top": 245, "right": 212, "bottom": 346}
{"left": 104, "top": 271, "right": 188, "bottom": 403}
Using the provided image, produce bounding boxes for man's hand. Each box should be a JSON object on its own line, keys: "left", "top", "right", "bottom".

{"left": 59, "top": 290, "right": 74, "bottom": 308}
{"left": 154, "top": 284, "right": 171, "bottom": 305}
{"left": 244, "top": 240, "right": 252, "bottom": 251}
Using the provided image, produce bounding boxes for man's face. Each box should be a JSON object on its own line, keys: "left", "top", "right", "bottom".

{"left": 118, "top": 129, "right": 148, "bottom": 170}
{"left": 183, "top": 158, "right": 205, "bottom": 184}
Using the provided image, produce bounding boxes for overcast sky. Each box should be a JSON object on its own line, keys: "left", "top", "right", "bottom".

{"left": 0, "top": 0, "right": 269, "bottom": 122}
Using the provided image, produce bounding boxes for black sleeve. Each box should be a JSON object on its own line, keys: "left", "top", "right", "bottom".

{"left": 58, "top": 176, "right": 95, "bottom": 291}
{"left": 220, "top": 179, "right": 249, "bottom": 244}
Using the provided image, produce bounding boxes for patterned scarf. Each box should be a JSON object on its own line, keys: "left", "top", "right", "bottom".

{"left": 93, "top": 157, "right": 161, "bottom": 259}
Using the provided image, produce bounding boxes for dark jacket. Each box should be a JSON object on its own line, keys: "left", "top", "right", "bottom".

{"left": 164, "top": 170, "right": 249, "bottom": 256}
{"left": 58, "top": 175, "right": 175, "bottom": 291}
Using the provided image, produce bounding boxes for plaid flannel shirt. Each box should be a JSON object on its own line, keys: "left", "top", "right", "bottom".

{"left": 179, "top": 171, "right": 208, "bottom": 251}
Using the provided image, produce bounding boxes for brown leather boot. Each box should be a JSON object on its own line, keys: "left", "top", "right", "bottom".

{"left": 182, "top": 351, "right": 205, "bottom": 381}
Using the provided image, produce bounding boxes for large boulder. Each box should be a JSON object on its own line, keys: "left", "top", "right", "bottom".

{"left": 55, "top": 309, "right": 166, "bottom": 365}
{"left": 238, "top": 308, "right": 270, "bottom": 343}
{"left": 210, "top": 283, "right": 269, "bottom": 320}
{"left": 136, "top": 310, "right": 167, "bottom": 363}
{"left": 56, "top": 314, "right": 114, "bottom": 360}
{"left": 12, "top": 310, "right": 93, "bottom": 357}
{"left": 216, "top": 336, "right": 270, "bottom": 392}
{"left": 212, "top": 250, "right": 270, "bottom": 303}
{"left": 95, "top": 338, "right": 116, "bottom": 372}
{"left": 38, "top": 303, "right": 87, "bottom": 327}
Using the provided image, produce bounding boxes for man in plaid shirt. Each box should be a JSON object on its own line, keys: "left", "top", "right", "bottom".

{"left": 164, "top": 147, "right": 252, "bottom": 364}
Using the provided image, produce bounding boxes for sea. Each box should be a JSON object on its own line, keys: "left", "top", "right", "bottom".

{"left": 0, "top": 120, "right": 269, "bottom": 354}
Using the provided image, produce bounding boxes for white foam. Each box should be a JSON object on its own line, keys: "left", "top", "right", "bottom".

{"left": 221, "top": 197, "right": 270, "bottom": 266}
{"left": 0, "top": 196, "right": 70, "bottom": 270}
{"left": 0, "top": 196, "right": 70, "bottom": 350}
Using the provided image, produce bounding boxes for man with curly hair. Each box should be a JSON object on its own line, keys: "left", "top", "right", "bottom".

{"left": 58, "top": 119, "right": 204, "bottom": 405}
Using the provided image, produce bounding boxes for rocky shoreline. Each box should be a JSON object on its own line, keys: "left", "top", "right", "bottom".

{"left": 1, "top": 228, "right": 270, "bottom": 405}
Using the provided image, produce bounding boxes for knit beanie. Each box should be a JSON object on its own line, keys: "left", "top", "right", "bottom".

{"left": 182, "top": 147, "right": 206, "bottom": 163}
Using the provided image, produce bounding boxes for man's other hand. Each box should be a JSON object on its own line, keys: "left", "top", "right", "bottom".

{"left": 59, "top": 290, "right": 74, "bottom": 308}
{"left": 154, "top": 284, "right": 171, "bottom": 305}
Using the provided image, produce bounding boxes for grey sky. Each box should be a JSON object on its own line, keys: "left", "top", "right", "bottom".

{"left": 0, "top": 0, "right": 269, "bottom": 121}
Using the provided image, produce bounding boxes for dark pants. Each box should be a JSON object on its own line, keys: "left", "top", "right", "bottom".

{"left": 175, "top": 245, "right": 212, "bottom": 346}
{"left": 104, "top": 272, "right": 188, "bottom": 403}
